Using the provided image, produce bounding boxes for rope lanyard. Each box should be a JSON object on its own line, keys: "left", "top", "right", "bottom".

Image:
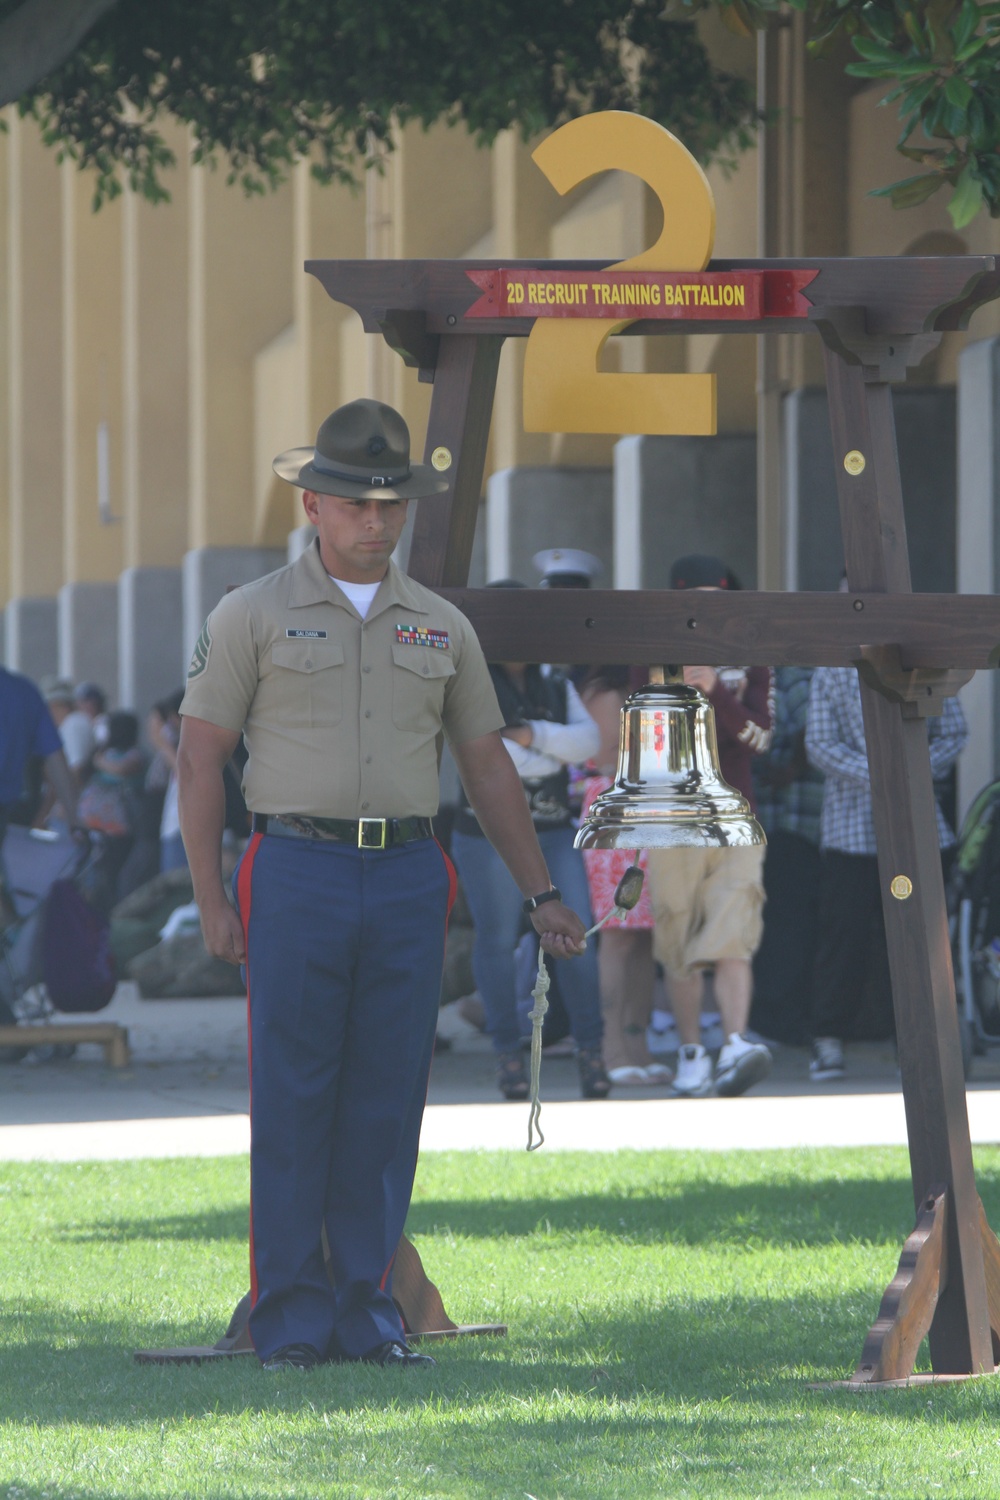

{"left": 526, "top": 862, "right": 643, "bottom": 1151}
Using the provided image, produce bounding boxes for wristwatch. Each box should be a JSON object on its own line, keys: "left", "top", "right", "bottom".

{"left": 522, "top": 886, "right": 562, "bottom": 915}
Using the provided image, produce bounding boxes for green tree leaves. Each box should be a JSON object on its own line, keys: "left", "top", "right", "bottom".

{"left": 4, "top": 0, "right": 1000, "bottom": 228}
{"left": 1, "top": 0, "right": 758, "bottom": 208}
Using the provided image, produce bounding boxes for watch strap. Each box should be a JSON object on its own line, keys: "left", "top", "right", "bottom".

{"left": 522, "top": 886, "right": 562, "bottom": 915}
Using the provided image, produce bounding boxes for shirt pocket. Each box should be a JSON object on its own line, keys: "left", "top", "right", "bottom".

{"left": 391, "top": 643, "right": 456, "bottom": 731}
{"left": 271, "top": 639, "right": 345, "bottom": 726}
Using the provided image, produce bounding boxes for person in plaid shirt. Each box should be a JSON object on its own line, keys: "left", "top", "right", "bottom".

{"left": 804, "top": 666, "right": 967, "bottom": 1080}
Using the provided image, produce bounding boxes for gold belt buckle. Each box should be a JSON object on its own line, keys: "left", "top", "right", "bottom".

{"left": 358, "top": 817, "right": 387, "bottom": 850}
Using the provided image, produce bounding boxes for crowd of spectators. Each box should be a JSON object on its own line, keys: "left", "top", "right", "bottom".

{"left": 0, "top": 671, "right": 191, "bottom": 916}
{"left": 459, "top": 549, "right": 970, "bottom": 1097}
{"left": 0, "top": 544, "right": 971, "bottom": 1091}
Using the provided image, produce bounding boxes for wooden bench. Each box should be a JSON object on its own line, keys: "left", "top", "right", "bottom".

{"left": 0, "top": 1022, "right": 130, "bottom": 1067}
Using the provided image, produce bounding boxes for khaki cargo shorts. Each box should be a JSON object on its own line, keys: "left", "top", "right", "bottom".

{"left": 647, "top": 845, "right": 766, "bottom": 980}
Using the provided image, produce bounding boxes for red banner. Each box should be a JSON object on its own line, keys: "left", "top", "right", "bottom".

{"left": 464, "top": 267, "right": 818, "bottom": 320}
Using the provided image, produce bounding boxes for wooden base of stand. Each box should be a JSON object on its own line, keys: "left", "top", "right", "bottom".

{"left": 811, "top": 1190, "right": 1000, "bottom": 1389}
{"left": 0, "top": 1022, "right": 129, "bottom": 1067}
{"left": 134, "top": 1233, "right": 506, "bottom": 1365}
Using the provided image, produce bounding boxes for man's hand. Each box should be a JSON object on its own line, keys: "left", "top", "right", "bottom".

{"left": 529, "top": 900, "right": 588, "bottom": 959}
{"left": 683, "top": 665, "right": 718, "bottom": 694}
{"left": 200, "top": 897, "right": 246, "bottom": 966}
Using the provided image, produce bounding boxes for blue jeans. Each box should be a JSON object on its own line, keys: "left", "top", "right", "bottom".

{"left": 451, "top": 825, "right": 602, "bottom": 1055}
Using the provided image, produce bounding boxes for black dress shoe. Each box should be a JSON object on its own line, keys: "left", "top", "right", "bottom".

{"left": 362, "top": 1340, "right": 437, "bottom": 1369}
{"left": 261, "top": 1342, "right": 322, "bottom": 1371}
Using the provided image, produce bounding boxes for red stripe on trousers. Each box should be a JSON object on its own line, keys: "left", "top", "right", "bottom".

{"left": 436, "top": 838, "right": 458, "bottom": 926}
{"left": 236, "top": 830, "right": 264, "bottom": 1313}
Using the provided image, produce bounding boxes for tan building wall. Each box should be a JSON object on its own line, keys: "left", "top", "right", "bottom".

{"left": 1, "top": 37, "right": 995, "bottom": 672}
{"left": 5, "top": 116, "right": 65, "bottom": 603}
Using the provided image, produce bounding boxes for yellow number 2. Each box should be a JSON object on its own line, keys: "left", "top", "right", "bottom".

{"left": 522, "top": 112, "right": 717, "bottom": 436}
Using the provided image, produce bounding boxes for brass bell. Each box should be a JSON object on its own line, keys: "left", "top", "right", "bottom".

{"left": 574, "top": 668, "right": 766, "bottom": 851}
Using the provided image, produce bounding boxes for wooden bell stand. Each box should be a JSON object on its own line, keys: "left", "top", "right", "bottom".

{"left": 138, "top": 111, "right": 1000, "bottom": 1372}
{"left": 299, "top": 247, "right": 1000, "bottom": 1387}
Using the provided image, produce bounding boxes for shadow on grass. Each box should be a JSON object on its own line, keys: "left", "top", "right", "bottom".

{"left": 0, "top": 1283, "right": 958, "bottom": 1430}
{"left": 59, "top": 1206, "right": 248, "bottom": 1245}
{"left": 56, "top": 1175, "right": 992, "bottom": 1251}
{"left": 408, "top": 1176, "right": 976, "bottom": 1249}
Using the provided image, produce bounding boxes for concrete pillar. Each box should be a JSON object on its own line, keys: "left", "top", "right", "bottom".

{"left": 485, "top": 468, "right": 612, "bottom": 585}
{"left": 118, "top": 566, "right": 184, "bottom": 719}
{"left": 491, "top": 131, "right": 560, "bottom": 475}
{"left": 295, "top": 161, "right": 366, "bottom": 436}
{"left": 4, "top": 596, "right": 57, "bottom": 680}
{"left": 6, "top": 116, "right": 64, "bottom": 604}
{"left": 61, "top": 159, "right": 123, "bottom": 587}
{"left": 957, "top": 338, "right": 1000, "bottom": 820}
{"left": 783, "top": 386, "right": 956, "bottom": 594}
{"left": 188, "top": 164, "right": 294, "bottom": 552}
{"left": 182, "top": 546, "right": 284, "bottom": 669}
{"left": 122, "top": 120, "right": 190, "bottom": 572}
{"left": 287, "top": 525, "right": 314, "bottom": 565}
{"left": 58, "top": 581, "right": 118, "bottom": 698}
{"left": 613, "top": 435, "right": 757, "bottom": 589}
{"left": 363, "top": 120, "right": 494, "bottom": 438}
{"left": 256, "top": 162, "right": 368, "bottom": 554}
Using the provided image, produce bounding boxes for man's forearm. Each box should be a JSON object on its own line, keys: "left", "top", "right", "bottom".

{"left": 178, "top": 760, "right": 229, "bottom": 909}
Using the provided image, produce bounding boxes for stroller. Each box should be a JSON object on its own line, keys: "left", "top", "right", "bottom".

{"left": 0, "top": 825, "right": 115, "bottom": 1061}
{"left": 949, "top": 778, "right": 1000, "bottom": 1077}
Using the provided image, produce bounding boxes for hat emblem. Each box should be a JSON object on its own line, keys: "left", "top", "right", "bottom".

{"left": 368, "top": 435, "right": 388, "bottom": 457}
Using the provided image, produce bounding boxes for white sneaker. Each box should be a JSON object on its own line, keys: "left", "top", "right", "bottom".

{"left": 810, "top": 1037, "right": 845, "bottom": 1082}
{"left": 672, "top": 1044, "right": 714, "bottom": 1097}
{"left": 715, "top": 1033, "right": 772, "bottom": 1097}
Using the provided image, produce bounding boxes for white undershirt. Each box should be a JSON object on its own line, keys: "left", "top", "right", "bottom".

{"left": 329, "top": 575, "right": 381, "bottom": 620}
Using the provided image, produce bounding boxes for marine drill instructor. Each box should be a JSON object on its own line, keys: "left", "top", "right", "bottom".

{"left": 178, "top": 400, "right": 588, "bottom": 1373}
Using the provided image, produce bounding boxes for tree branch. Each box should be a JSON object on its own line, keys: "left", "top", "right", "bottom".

{"left": 0, "top": 0, "right": 122, "bottom": 108}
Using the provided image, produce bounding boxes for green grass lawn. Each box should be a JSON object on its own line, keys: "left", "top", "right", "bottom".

{"left": 3, "top": 1147, "right": 1000, "bottom": 1499}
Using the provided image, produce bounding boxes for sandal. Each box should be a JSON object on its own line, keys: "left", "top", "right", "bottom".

{"left": 577, "top": 1047, "right": 611, "bottom": 1100}
{"left": 496, "top": 1050, "right": 529, "bottom": 1101}
{"left": 607, "top": 1065, "right": 651, "bottom": 1086}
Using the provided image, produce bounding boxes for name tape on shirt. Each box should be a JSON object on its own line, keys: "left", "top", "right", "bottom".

{"left": 396, "top": 625, "right": 450, "bottom": 650}
{"left": 286, "top": 628, "right": 328, "bottom": 639}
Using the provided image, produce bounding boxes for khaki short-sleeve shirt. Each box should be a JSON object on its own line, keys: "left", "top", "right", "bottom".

{"left": 180, "top": 540, "right": 503, "bottom": 818}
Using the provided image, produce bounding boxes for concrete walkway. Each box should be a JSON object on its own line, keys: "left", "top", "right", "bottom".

{"left": 1, "top": 983, "right": 998, "bottom": 1161}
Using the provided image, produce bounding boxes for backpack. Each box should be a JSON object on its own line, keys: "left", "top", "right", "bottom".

{"left": 42, "top": 880, "right": 117, "bottom": 1013}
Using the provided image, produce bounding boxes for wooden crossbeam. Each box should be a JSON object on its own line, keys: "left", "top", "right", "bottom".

{"left": 433, "top": 588, "right": 1000, "bottom": 670}
{"left": 306, "top": 256, "right": 999, "bottom": 349}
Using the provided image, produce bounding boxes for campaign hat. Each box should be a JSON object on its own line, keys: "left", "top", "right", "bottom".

{"left": 273, "top": 399, "right": 449, "bottom": 501}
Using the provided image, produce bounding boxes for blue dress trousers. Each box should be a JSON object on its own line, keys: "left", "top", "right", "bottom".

{"left": 235, "top": 829, "right": 456, "bottom": 1360}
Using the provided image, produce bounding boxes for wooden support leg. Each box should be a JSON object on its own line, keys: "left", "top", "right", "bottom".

{"left": 407, "top": 334, "right": 504, "bottom": 588}
{"left": 977, "top": 1198, "right": 1000, "bottom": 1363}
{"left": 852, "top": 1187, "right": 948, "bottom": 1384}
{"left": 823, "top": 347, "right": 995, "bottom": 1375}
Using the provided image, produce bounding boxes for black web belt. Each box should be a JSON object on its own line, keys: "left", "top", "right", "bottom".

{"left": 251, "top": 813, "right": 434, "bottom": 850}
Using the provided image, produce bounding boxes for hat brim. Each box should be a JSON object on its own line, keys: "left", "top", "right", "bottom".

{"left": 273, "top": 448, "right": 449, "bottom": 500}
